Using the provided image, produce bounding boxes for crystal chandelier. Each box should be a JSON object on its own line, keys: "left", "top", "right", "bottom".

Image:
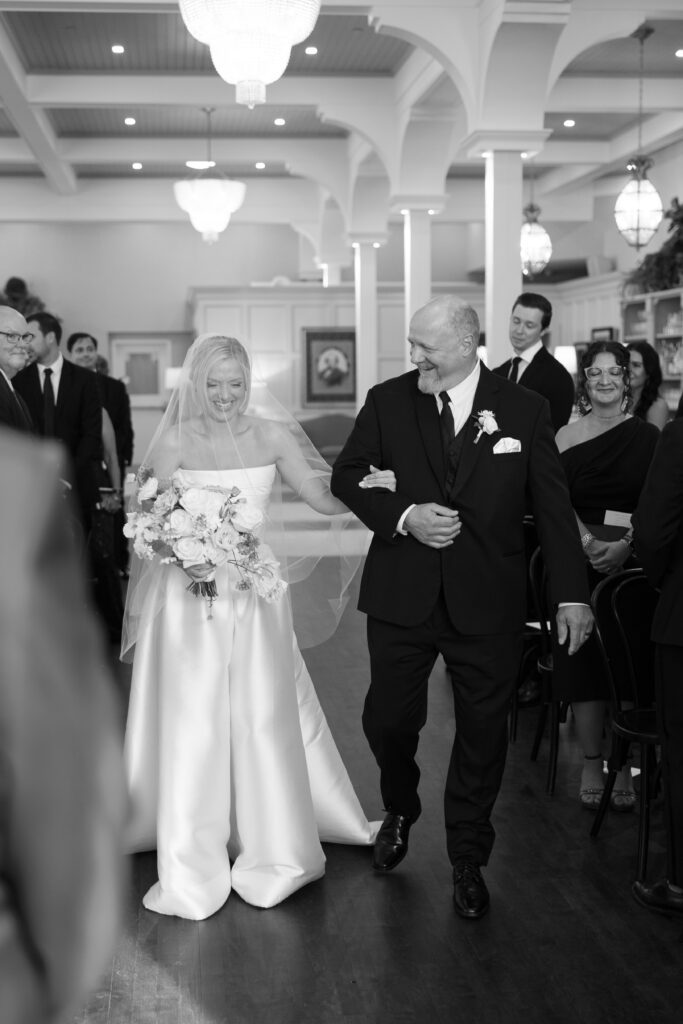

{"left": 178, "top": 0, "right": 321, "bottom": 108}
{"left": 173, "top": 108, "right": 246, "bottom": 243}
{"left": 614, "top": 26, "right": 663, "bottom": 250}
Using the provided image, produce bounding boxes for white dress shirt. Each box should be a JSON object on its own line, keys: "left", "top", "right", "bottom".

{"left": 512, "top": 340, "right": 543, "bottom": 382}
{"left": 38, "top": 352, "right": 64, "bottom": 400}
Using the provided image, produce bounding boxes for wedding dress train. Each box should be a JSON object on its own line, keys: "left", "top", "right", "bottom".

{"left": 123, "top": 465, "right": 377, "bottom": 920}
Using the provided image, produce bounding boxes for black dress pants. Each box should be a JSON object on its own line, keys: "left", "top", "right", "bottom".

{"left": 655, "top": 644, "right": 683, "bottom": 886}
{"left": 364, "top": 592, "right": 522, "bottom": 866}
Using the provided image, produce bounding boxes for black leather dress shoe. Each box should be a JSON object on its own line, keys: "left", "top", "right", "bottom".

{"left": 632, "top": 879, "right": 683, "bottom": 916}
{"left": 453, "top": 862, "right": 490, "bottom": 919}
{"left": 372, "top": 812, "right": 414, "bottom": 872}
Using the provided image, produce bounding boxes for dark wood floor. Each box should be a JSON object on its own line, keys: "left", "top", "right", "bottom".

{"left": 80, "top": 593, "right": 683, "bottom": 1024}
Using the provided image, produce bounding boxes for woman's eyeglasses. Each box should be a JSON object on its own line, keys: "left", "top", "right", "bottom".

{"left": 584, "top": 366, "right": 624, "bottom": 380}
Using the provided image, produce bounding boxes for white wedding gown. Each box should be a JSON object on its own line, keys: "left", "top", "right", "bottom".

{"left": 124, "top": 465, "right": 378, "bottom": 920}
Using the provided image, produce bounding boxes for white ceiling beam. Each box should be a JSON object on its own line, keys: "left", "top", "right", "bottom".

{"left": 547, "top": 76, "right": 683, "bottom": 114}
{"left": 0, "top": 20, "right": 76, "bottom": 192}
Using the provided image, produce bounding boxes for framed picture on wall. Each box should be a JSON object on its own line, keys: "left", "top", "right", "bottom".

{"left": 303, "top": 328, "right": 356, "bottom": 407}
{"left": 590, "top": 326, "right": 618, "bottom": 342}
{"left": 110, "top": 336, "right": 172, "bottom": 407}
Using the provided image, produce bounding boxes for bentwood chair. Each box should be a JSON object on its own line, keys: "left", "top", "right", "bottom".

{"left": 527, "top": 547, "right": 568, "bottom": 795}
{"left": 509, "top": 517, "right": 542, "bottom": 743}
{"left": 589, "top": 569, "right": 660, "bottom": 881}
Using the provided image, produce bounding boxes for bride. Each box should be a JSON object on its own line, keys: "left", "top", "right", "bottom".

{"left": 121, "top": 334, "right": 391, "bottom": 920}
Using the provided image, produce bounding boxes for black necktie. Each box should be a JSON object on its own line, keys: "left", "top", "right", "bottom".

{"left": 439, "top": 391, "right": 455, "bottom": 454}
{"left": 43, "top": 367, "right": 55, "bottom": 436}
{"left": 508, "top": 356, "right": 522, "bottom": 384}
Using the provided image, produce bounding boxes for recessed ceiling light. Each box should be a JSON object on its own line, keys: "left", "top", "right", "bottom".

{"left": 305, "top": 46, "right": 318, "bottom": 55}
{"left": 428, "top": 209, "right": 436, "bottom": 216}
{"left": 185, "top": 159, "right": 215, "bottom": 170}
{"left": 131, "top": 162, "right": 142, "bottom": 170}
{"left": 255, "top": 161, "right": 266, "bottom": 169}
{"left": 124, "top": 116, "right": 136, "bottom": 126}
{"left": 676, "top": 49, "right": 683, "bottom": 58}
{"left": 112, "top": 44, "right": 125, "bottom": 54}
{"left": 521, "top": 151, "right": 529, "bottom": 159}
{"left": 563, "top": 118, "right": 576, "bottom": 128}
{"left": 273, "top": 117, "right": 286, "bottom": 126}
{"left": 373, "top": 242, "right": 381, "bottom": 248}
{"left": 400, "top": 208, "right": 408, "bottom": 215}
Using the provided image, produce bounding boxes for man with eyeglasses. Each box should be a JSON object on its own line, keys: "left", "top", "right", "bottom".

{"left": 0, "top": 305, "right": 34, "bottom": 433}
{"left": 14, "top": 312, "right": 102, "bottom": 530}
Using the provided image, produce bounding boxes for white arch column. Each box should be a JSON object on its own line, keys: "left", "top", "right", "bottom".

{"left": 351, "top": 235, "right": 382, "bottom": 410}
{"left": 465, "top": 132, "right": 549, "bottom": 367}
{"left": 392, "top": 195, "right": 446, "bottom": 369}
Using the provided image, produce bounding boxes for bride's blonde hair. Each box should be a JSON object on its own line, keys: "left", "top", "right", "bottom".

{"left": 189, "top": 334, "right": 252, "bottom": 415}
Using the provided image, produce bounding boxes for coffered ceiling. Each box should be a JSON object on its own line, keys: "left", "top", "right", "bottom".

{"left": 0, "top": 1, "right": 681, "bottom": 217}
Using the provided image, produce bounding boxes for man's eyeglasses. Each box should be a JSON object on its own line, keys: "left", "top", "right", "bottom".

{"left": 584, "top": 366, "right": 624, "bottom": 380}
{"left": 0, "top": 330, "right": 34, "bottom": 345}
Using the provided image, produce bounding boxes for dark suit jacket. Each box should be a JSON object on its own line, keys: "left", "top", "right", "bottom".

{"left": 96, "top": 372, "right": 134, "bottom": 467}
{"left": 14, "top": 359, "right": 103, "bottom": 510}
{"left": 0, "top": 374, "right": 33, "bottom": 433}
{"left": 330, "top": 364, "right": 588, "bottom": 634}
{"left": 632, "top": 418, "right": 683, "bottom": 647}
{"left": 493, "top": 345, "right": 575, "bottom": 432}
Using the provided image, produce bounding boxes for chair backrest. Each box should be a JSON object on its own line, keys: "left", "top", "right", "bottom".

{"left": 611, "top": 573, "right": 658, "bottom": 708}
{"left": 591, "top": 568, "right": 655, "bottom": 710}
{"left": 528, "top": 545, "right": 550, "bottom": 642}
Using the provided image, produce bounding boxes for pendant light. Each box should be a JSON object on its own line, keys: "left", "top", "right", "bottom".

{"left": 520, "top": 163, "right": 552, "bottom": 276}
{"left": 178, "top": 0, "right": 321, "bottom": 108}
{"left": 614, "top": 25, "right": 663, "bottom": 250}
{"left": 173, "top": 108, "right": 246, "bottom": 244}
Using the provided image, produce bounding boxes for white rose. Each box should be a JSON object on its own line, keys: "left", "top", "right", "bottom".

{"left": 153, "top": 488, "right": 177, "bottom": 514}
{"left": 168, "top": 508, "right": 194, "bottom": 536}
{"left": 203, "top": 541, "right": 229, "bottom": 566}
{"left": 180, "top": 487, "right": 227, "bottom": 525}
{"left": 215, "top": 521, "right": 240, "bottom": 551}
{"left": 173, "top": 536, "right": 207, "bottom": 565}
{"left": 137, "top": 476, "right": 159, "bottom": 502}
{"left": 480, "top": 412, "right": 498, "bottom": 435}
{"left": 232, "top": 504, "right": 264, "bottom": 533}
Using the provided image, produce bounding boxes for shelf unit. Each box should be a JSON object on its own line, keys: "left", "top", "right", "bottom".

{"left": 622, "top": 286, "right": 683, "bottom": 409}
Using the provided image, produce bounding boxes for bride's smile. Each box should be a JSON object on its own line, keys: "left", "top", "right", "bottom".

{"left": 204, "top": 357, "right": 246, "bottom": 421}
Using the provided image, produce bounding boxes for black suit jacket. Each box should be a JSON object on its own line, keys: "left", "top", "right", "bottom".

{"left": 331, "top": 364, "right": 588, "bottom": 634}
{"left": 14, "top": 359, "right": 103, "bottom": 509}
{"left": 493, "top": 345, "right": 575, "bottom": 431}
{"left": 633, "top": 418, "right": 683, "bottom": 647}
{"left": 0, "top": 374, "right": 34, "bottom": 433}
{"left": 96, "top": 373, "right": 134, "bottom": 467}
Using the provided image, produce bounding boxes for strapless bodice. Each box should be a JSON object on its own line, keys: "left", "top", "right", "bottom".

{"left": 175, "top": 465, "right": 276, "bottom": 513}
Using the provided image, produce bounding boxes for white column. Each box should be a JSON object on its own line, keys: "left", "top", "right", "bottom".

{"left": 321, "top": 263, "right": 342, "bottom": 287}
{"left": 352, "top": 240, "right": 379, "bottom": 412}
{"left": 403, "top": 208, "right": 432, "bottom": 368}
{"left": 484, "top": 150, "right": 524, "bottom": 368}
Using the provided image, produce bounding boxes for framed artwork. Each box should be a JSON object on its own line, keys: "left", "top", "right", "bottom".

{"left": 303, "top": 327, "right": 356, "bottom": 407}
{"left": 110, "top": 336, "right": 172, "bottom": 408}
{"left": 590, "top": 326, "right": 618, "bottom": 342}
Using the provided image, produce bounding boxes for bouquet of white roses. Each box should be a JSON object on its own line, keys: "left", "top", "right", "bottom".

{"left": 124, "top": 467, "right": 287, "bottom": 615}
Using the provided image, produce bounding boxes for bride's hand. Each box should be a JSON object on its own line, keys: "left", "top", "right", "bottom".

{"left": 184, "top": 563, "right": 215, "bottom": 583}
{"left": 359, "top": 464, "right": 397, "bottom": 492}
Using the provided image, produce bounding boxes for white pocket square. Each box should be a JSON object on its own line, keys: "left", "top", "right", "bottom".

{"left": 493, "top": 437, "right": 522, "bottom": 454}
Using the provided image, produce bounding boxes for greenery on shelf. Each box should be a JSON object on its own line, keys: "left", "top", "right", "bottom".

{"left": 624, "top": 197, "right": 683, "bottom": 295}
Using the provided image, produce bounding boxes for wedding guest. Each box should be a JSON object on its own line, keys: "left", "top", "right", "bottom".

{"left": 632, "top": 418, "right": 683, "bottom": 916}
{"left": 492, "top": 292, "right": 575, "bottom": 431}
{"left": 627, "top": 341, "right": 669, "bottom": 430}
{"left": 67, "top": 331, "right": 133, "bottom": 576}
{"left": 554, "top": 341, "right": 658, "bottom": 811}
{"left": 0, "top": 427, "right": 126, "bottom": 1024}
{"left": 331, "top": 295, "right": 592, "bottom": 919}
{"left": 0, "top": 275, "right": 45, "bottom": 318}
{"left": 14, "top": 313, "right": 103, "bottom": 530}
{"left": 0, "top": 305, "right": 33, "bottom": 432}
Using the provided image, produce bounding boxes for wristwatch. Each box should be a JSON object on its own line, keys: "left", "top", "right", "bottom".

{"left": 580, "top": 531, "right": 594, "bottom": 550}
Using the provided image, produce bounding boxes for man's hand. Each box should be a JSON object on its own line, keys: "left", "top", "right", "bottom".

{"left": 556, "top": 604, "right": 594, "bottom": 656}
{"left": 588, "top": 539, "right": 630, "bottom": 575}
{"left": 404, "top": 504, "right": 461, "bottom": 548}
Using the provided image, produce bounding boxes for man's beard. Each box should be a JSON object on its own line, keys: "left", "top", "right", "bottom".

{"left": 417, "top": 369, "right": 440, "bottom": 395}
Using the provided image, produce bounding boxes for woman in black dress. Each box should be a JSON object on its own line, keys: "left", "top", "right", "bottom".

{"left": 627, "top": 341, "right": 669, "bottom": 430}
{"left": 555, "top": 342, "right": 659, "bottom": 811}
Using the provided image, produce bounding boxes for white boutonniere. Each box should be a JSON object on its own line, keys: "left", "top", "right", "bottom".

{"left": 473, "top": 409, "right": 499, "bottom": 445}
